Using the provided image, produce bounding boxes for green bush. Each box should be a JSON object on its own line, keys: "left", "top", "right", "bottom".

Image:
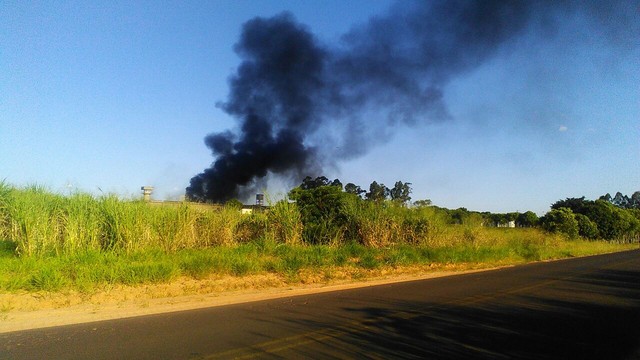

{"left": 575, "top": 213, "right": 599, "bottom": 240}
{"left": 551, "top": 197, "right": 640, "bottom": 241}
{"left": 541, "top": 207, "right": 579, "bottom": 239}
{"left": 289, "top": 183, "right": 351, "bottom": 244}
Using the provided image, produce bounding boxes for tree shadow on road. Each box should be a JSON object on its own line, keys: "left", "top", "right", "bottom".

{"left": 285, "top": 268, "right": 640, "bottom": 359}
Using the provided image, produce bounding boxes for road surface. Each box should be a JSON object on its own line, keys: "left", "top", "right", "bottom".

{"left": 1, "top": 250, "right": 639, "bottom": 359}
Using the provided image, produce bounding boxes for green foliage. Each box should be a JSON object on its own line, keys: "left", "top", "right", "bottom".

{"left": 389, "top": 181, "right": 412, "bottom": 205}
{"left": 575, "top": 213, "right": 599, "bottom": 240}
{"left": 299, "top": 176, "right": 341, "bottom": 190}
{"left": 1, "top": 185, "right": 66, "bottom": 256}
{"left": 267, "top": 200, "right": 302, "bottom": 245}
{"left": 449, "top": 208, "right": 470, "bottom": 225}
{"left": 224, "top": 198, "right": 243, "bottom": 210}
{"left": 234, "top": 213, "right": 268, "bottom": 243}
{"left": 344, "top": 183, "right": 365, "bottom": 198}
{"left": 365, "top": 181, "right": 389, "bottom": 202}
{"left": 98, "top": 196, "right": 152, "bottom": 252}
{"left": 413, "top": 199, "right": 432, "bottom": 208}
{"left": 600, "top": 191, "right": 640, "bottom": 210}
{"left": 584, "top": 200, "right": 638, "bottom": 241}
{"left": 30, "top": 266, "right": 66, "bottom": 291}
{"left": 289, "top": 180, "right": 350, "bottom": 244}
{"left": 1, "top": 181, "right": 638, "bottom": 295}
{"left": 399, "top": 208, "right": 433, "bottom": 244}
{"left": 343, "top": 198, "right": 398, "bottom": 247}
{"left": 196, "top": 206, "right": 241, "bottom": 246}
{"left": 516, "top": 211, "right": 539, "bottom": 228}
{"left": 540, "top": 207, "right": 579, "bottom": 238}
{"left": 547, "top": 196, "right": 640, "bottom": 241}
{"left": 0, "top": 228, "right": 634, "bottom": 293}
{"left": 551, "top": 197, "right": 589, "bottom": 213}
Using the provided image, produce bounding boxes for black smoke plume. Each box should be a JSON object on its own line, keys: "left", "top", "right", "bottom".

{"left": 186, "top": 0, "right": 636, "bottom": 203}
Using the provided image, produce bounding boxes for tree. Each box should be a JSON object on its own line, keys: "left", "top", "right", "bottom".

{"left": 289, "top": 177, "right": 349, "bottom": 244}
{"left": 300, "top": 176, "right": 330, "bottom": 190}
{"left": 450, "top": 208, "right": 470, "bottom": 225}
{"left": 366, "top": 181, "right": 389, "bottom": 202}
{"left": 413, "top": 199, "right": 432, "bottom": 208}
{"left": 224, "top": 198, "right": 243, "bottom": 209}
{"left": 549, "top": 195, "right": 640, "bottom": 241}
{"left": 344, "top": 183, "right": 366, "bottom": 198}
{"left": 389, "top": 181, "right": 412, "bottom": 205}
{"left": 551, "top": 197, "right": 589, "bottom": 214}
{"left": 612, "top": 192, "right": 630, "bottom": 209}
{"left": 600, "top": 191, "right": 640, "bottom": 209}
{"left": 516, "top": 211, "right": 539, "bottom": 227}
{"left": 540, "top": 207, "right": 579, "bottom": 238}
{"left": 575, "top": 213, "right": 599, "bottom": 239}
{"left": 631, "top": 191, "right": 640, "bottom": 209}
{"left": 584, "top": 200, "right": 631, "bottom": 240}
{"left": 599, "top": 193, "right": 612, "bottom": 203}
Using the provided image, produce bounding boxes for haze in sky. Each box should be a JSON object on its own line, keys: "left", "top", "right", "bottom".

{"left": 2, "top": 0, "right": 639, "bottom": 214}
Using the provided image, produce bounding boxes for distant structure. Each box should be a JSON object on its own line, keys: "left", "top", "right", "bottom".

{"left": 256, "top": 193, "right": 264, "bottom": 206}
{"left": 141, "top": 186, "right": 154, "bottom": 202}
{"left": 497, "top": 220, "right": 516, "bottom": 228}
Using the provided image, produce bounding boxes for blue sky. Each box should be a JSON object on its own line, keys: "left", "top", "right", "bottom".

{"left": 2, "top": 0, "right": 638, "bottom": 214}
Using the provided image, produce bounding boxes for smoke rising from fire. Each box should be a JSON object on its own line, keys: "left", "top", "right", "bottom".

{"left": 186, "top": 0, "right": 637, "bottom": 203}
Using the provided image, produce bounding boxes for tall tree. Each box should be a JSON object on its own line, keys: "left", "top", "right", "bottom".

{"left": 551, "top": 197, "right": 590, "bottom": 214}
{"left": 631, "top": 191, "right": 640, "bottom": 209}
{"left": 575, "top": 213, "right": 599, "bottom": 239}
{"left": 300, "top": 176, "right": 342, "bottom": 190}
{"left": 540, "top": 207, "right": 579, "bottom": 238}
{"left": 599, "top": 193, "right": 612, "bottom": 203}
{"left": 413, "top": 199, "right": 433, "bottom": 208}
{"left": 289, "top": 177, "right": 349, "bottom": 244}
{"left": 516, "top": 211, "right": 539, "bottom": 227}
{"left": 612, "top": 192, "right": 630, "bottom": 208}
{"left": 344, "top": 183, "right": 366, "bottom": 198}
{"left": 366, "top": 181, "right": 389, "bottom": 202}
{"left": 389, "top": 181, "right": 412, "bottom": 205}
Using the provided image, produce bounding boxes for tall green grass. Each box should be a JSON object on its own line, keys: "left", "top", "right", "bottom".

{"left": 0, "top": 184, "right": 251, "bottom": 256}
{"left": 0, "top": 183, "right": 636, "bottom": 293}
{"left": 0, "top": 236, "right": 633, "bottom": 293}
{"left": 1, "top": 183, "right": 634, "bottom": 257}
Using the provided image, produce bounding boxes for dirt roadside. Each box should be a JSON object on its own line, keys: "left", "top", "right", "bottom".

{"left": 0, "top": 264, "right": 509, "bottom": 334}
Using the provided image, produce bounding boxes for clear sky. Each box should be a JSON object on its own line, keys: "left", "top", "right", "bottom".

{"left": 2, "top": 0, "right": 638, "bottom": 214}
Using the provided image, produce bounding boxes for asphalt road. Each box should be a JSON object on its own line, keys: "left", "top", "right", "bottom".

{"left": 1, "top": 250, "right": 639, "bottom": 359}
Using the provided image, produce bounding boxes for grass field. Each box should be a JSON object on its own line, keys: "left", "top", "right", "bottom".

{"left": 0, "top": 183, "right": 635, "bottom": 293}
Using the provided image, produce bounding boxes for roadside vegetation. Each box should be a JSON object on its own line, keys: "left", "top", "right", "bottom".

{"left": 0, "top": 180, "right": 637, "bottom": 293}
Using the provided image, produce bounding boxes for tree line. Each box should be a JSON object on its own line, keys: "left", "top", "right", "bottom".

{"left": 297, "top": 176, "right": 413, "bottom": 204}
{"left": 541, "top": 192, "right": 640, "bottom": 241}
{"left": 283, "top": 176, "right": 640, "bottom": 243}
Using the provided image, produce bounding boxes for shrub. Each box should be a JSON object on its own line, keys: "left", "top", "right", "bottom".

{"left": 575, "top": 213, "right": 599, "bottom": 240}
{"left": 541, "top": 207, "right": 579, "bottom": 239}
{"left": 289, "top": 184, "right": 351, "bottom": 244}
{"left": 516, "top": 211, "right": 539, "bottom": 227}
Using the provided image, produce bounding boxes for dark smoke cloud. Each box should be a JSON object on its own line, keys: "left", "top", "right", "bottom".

{"left": 187, "top": 0, "right": 637, "bottom": 203}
